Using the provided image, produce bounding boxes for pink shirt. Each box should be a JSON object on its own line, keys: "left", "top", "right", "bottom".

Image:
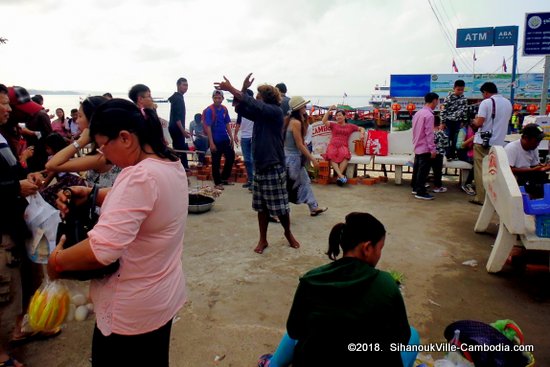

{"left": 88, "top": 158, "right": 188, "bottom": 336}
{"left": 412, "top": 106, "right": 436, "bottom": 155}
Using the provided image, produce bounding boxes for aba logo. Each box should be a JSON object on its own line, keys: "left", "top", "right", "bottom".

{"left": 528, "top": 16, "right": 542, "bottom": 30}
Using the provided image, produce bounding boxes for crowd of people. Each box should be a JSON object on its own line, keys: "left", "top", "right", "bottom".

{"left": 0, "top": 73, "right": 546, "bottom": 366}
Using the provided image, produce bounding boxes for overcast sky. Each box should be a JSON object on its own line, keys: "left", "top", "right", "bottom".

{"left": 0, "top": 0, "right": 548, "bottom": 96}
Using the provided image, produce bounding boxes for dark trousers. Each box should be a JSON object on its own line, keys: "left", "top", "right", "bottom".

{"left": 92, "top": 319, "right": 172, "bottom": 367}
{"left": 445, "top": 120, "right": 461, "bottom": 159}
{"left": 516, "top": 171, "right": 549, "bottom": 199}
{"left": 211, "top": 140, "right": 235, "bottom": 185}
{"left": 411, "top": 153, "right": 432, "bottom": 195}
{"left": 193, "top": 137, "right": 208, "bottom": 164}
{"left": 431, "top": 154, "right": 444, "bottom": 188}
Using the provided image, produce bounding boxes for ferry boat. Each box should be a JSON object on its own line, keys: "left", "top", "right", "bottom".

{"left": 369, "top": 84, "right": 391, "bottom": 108}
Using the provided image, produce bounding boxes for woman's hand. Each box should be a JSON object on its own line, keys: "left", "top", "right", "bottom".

{"left": 328, "top": 105, "right": 337, "bottom": 112}
{"left": 19, "top": 179, "right": 39, "bottom": 197}
{"left": 20, "top": 146, "right": 34, "bottom": 161}
{"left": 47, "top": 237, "right": 66, "bottom": 280}
{"left": 311, "top": 159, "right": 319, "bottom": 169}
{"left": 241, "top": 73, "right": 254, "bottom": 91}
{"left": 77, "top": 128, "right": 91, "bottom": 147}
{"left": 27, "top": 171, "right": 46, "bottom": 186}
{"left": 56, "top": 186, "right": 92, "bottom": 218}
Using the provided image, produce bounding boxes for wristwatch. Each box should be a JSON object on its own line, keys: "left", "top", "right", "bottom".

{"left": 72, "top": 141, "right": 81, "bottom": 150}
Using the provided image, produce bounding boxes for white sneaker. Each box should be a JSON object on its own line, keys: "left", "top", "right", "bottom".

{"left": 432, "top": 187, "right": 448, "bottom": 193}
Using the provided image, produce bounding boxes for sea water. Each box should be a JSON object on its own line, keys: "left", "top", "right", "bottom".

{"left": 40, "top": 94, "right": 371, "bottom": 129}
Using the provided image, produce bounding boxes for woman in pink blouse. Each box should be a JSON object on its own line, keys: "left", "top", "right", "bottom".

{"left": 50, "top": 108, "right": 70, "bottom": 138}
{"left": 47, "top": 99, "right": 188, "bottom": 367}
{"left": 322, "top": 105, "right": 365, "bottom": 185}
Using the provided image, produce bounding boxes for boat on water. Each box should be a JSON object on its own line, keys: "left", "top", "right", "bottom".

{"left": 369, "top": 84, "right": 391, "bottom": 108}
{"left": 153, "top": 98, "right": 168, "bottom": 103}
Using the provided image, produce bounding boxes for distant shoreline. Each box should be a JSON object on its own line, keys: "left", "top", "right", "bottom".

{"left": 28, "top": 89, "right": 81, "bottom": 96}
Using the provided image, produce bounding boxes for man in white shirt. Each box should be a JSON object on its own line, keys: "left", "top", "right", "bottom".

{"left": 505, "top": 123, "right": 549, "bottom": 197}
{"left": 470, "top": 82, "right": 512, "bottom": 204}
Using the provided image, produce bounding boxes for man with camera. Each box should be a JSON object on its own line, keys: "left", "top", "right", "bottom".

{"left": 471, "top": 82, "right": 512, "bottom": 205}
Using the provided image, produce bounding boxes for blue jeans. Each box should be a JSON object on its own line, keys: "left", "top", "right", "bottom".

{"left": 268, "top": 327, "right": 420, "bottom": 367}
{"left": 241, "top": 137, "right": 254, "bottom": 183}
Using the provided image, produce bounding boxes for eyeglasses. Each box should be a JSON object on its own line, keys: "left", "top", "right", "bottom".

{"left": 96, "top": 138, "right": 114, "bottom": 155}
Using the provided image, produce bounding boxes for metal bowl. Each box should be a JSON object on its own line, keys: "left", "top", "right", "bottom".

{"left": 188, "top": 194, "right": 215, "bottom": 214}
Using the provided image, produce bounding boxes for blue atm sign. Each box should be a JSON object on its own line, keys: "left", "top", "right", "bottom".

{"left": 456, "top": 27, "right": 494, "bottom": 48}
{"left": 494, "top": 26, "right": 519, "bottom": 46}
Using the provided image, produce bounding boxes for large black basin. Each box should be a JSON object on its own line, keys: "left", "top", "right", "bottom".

{"left": 188, "top": 194, "right": 215, "bottom": 214}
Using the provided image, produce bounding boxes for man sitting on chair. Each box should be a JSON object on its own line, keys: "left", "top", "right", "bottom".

{"left": 504, "top": 123, "right": 550, "bottom": 198}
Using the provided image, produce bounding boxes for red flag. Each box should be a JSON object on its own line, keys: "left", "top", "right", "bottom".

{"left": 502, "top": 57, "right": 508, "bottom": 73}
{"left": 452, "top": 59, "right": 458, "bottom": 73}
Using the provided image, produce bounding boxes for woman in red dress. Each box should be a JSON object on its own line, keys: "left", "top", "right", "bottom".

{"left": 322, "top": 105, "right": 365, "bottom": 185}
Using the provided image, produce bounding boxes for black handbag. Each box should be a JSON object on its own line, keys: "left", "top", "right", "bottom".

{"left": 56, "top": 185, "right": 120, "bottom": 280}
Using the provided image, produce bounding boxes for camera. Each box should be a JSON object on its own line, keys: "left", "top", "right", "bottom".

{"left": 480, "top": 131, "right": 492, "bottom": 149}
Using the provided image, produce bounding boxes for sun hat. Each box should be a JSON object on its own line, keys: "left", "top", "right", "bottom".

{"left": 8, "top": 86, "right": 43, "bottom": 116}
{"left": 289, "top": 96, "right": 310, "bottom": 112}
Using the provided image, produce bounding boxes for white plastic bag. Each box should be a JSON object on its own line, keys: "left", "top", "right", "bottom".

{"left": 23, "top": 194, "right": 61, "bottom": 264}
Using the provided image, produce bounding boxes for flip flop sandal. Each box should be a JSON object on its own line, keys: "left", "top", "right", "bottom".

{"left": 10, "top": 327, "right": 61, "bottom": 346}
{"left": 257, "top": 353, "right": 272, "bottom": 367}
{"left": 310, "top": 207, "right": 328, "bottom": 216}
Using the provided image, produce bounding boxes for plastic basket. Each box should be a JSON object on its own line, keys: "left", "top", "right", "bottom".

{"left": 535, "top": 215, "right": 550, "bottom": 238}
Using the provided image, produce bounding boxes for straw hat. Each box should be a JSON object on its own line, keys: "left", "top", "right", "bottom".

{"left": 289, "top": 96, "right": 310, "bottom": 112}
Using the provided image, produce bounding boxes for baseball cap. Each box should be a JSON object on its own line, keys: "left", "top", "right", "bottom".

{"left": 212, "top": 90, "right": 224, "bottom": 98}
{"left": 8, "top": 86, "right": 43, "bottom": 116}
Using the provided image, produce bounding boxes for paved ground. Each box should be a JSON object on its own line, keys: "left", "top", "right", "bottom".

{"left": 4, "top": 173, "right": 549, "bottom": 366}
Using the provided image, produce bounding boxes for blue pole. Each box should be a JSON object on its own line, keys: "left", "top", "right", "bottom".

{"left": 511, "top": 42, "right": 518, "bottom": 104}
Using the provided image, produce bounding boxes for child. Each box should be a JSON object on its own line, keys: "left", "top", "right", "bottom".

{"left": 456, "top": 122, "right": 476, "bottom": 196}
{"left": 431, "top": 116, "right": 449, "bottom": 193}
{"left": 258, "top": 212, "right": 418, "bottom": 367}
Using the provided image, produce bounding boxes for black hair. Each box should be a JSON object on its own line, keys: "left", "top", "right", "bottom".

{"left": 0, "top": 84, "right": 7, "bottom": 94}
{"left": 31, "top": 94, "right": 44, "bottom": 105}
{"left": 44, "top": 133, "right": 68, "bottom": 153}
{"left": 335, "top": 109, "right": 348, "bottom": 122}
{"left": 480, "top": 82, "right": 498, "bottom": 94}
{"left": 177, "top": 77, "right": 188, "bottom": 85}
{"left": 522, "top": 123, "right": 544, "bottom": 140}
{"left": 102, "top": 92, "right": 113, "bottom": 99}
{"left": 128, "top": 84, "right": 151, "bottom": 104}
{"left": 194, "top": 113, "right": 202, "bottom": 122}
{"left": 275, "top": 83, "right": 287, "bottom": 94}
{"left": 70, "top": 108, "right": 78, "bottom": 114}
{"left": 454, "top": 80, "right": 465, "bottom": 88}
{"left": 424, "top": 92, "right": 439, "bottom": 104}
{"left": 327, "top": 212, "right": 386, "bottom": 261}
{"left": 284, "top": 109, "right": 308, "bottom": 139}
{"left": 81, "top": 96, "right": 109, "bottom": 121}
{"left": 89, "top": 99, "right": 178, "bottom": 162}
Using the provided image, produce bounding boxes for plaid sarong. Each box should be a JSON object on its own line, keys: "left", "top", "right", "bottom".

{"left": 252, "top": 164, "right": 290, "bottom": 216}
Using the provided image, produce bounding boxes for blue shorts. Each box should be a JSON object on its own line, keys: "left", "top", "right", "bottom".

{"left": 252, "top": 164, "right": 290, "bottom": 216}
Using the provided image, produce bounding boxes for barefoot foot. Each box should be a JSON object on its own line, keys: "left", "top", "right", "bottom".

{"left": 284, "top": 232, "right": 300, "bottom": 249}
{"left": 254, "top": 242, "right": 268, "bottom": 254}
